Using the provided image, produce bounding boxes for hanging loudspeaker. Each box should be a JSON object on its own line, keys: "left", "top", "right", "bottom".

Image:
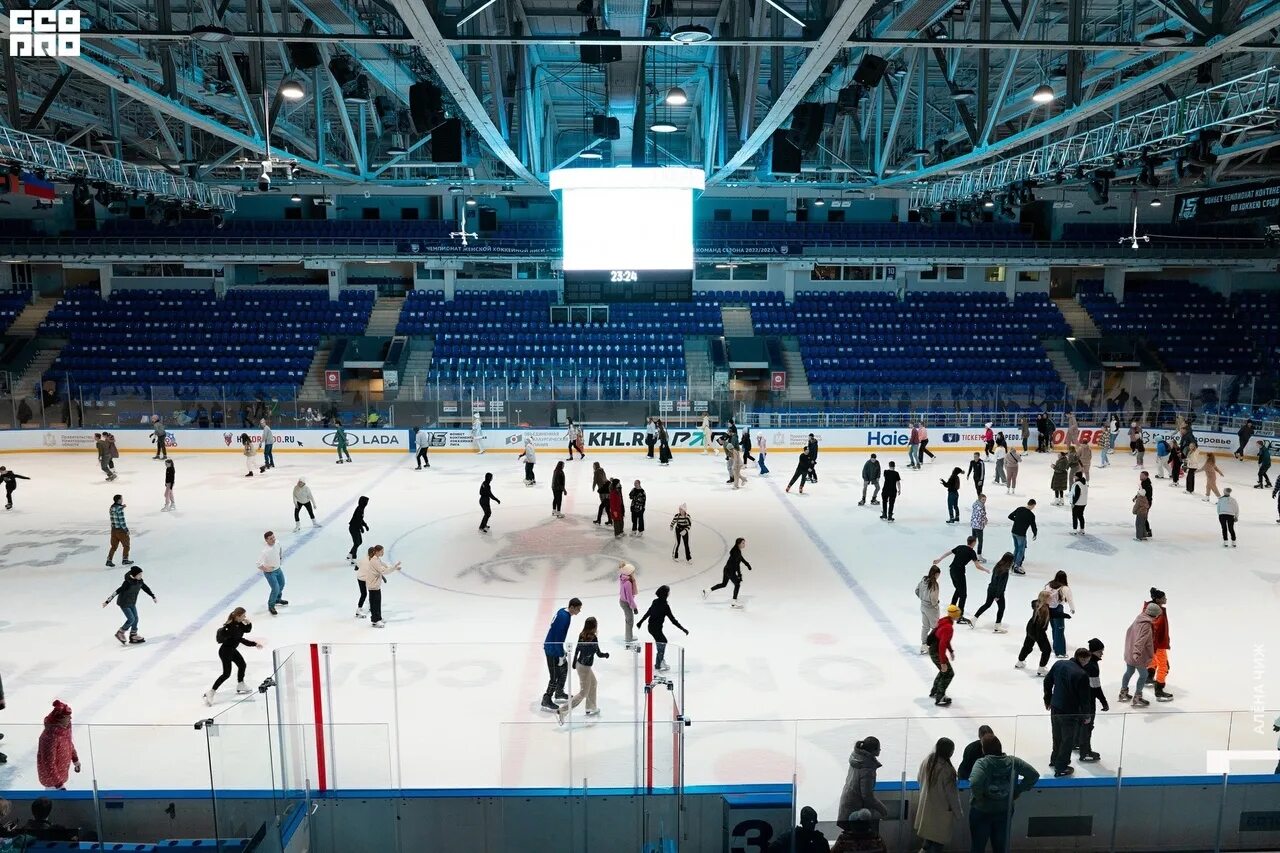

{"left": 785, "top": 103, "right": 826, "bottom": 151}
{"left": 409, "top": 82, "right": 443, "bottom": 135}
{"left": 432, "top": 118, "right": 464, "bottom": 163}
{"left": 591, "top": 115, "right": 620, "bottom": 140}
{"left": 286, "top": 42, "right": 322, "bottom": 70}
{"left": 853, "top": 54, "right": 888, "bottom": 88}
{"left": 770, "top": 130, "right": 801, "bottom": 174}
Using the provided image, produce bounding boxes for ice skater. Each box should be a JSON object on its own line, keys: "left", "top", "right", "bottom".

{"left": 756, "top": 432, "right": 769, "bottom": 475}
{"left": 932, "top": 536, "right": 986, "bottom": 625}
{"left": 1119, "top": 603, "right": 1161, "bottom": 708}
{"left": 1004, "top": 447, "right": 1020, "bottom": 493}
{"left": 970, "top": 494, "right": 988, "bottom": 555}
{"left": 703, "top": 537, "right": 753, "bottom": 608}
{"left": 1050, "top": 452, "right": 1068, "bottom": 505}
{"left": 618, "top": 562, "right": 638, "bottom": 646}
{"left": 0, "top": 466, "right": 30, "bottom": 510}
{"left": 657, "top": 420, "right": 672, "bottom": 465}
{"left": 993, "top": 439, "right": 1007, "bottom": 485}
{"left": 565, "top": 417, "right": 583, "bottom": 460}
{"left": 1076, "top": 639, "right": 1108, "bottom": 763}
{"left": 971, "top": 553, "right": 1012, "bottom": 633}
{"left": 741, "top": 426, "right": 754, "bottom": 464}
{"left": 859, "top": 454, "right": 881, "bottom": 506}
{"left": 540, "top": 598, "right": 582, "bottom": 712}
{"left": 967, "top": 452, "right": 985, "bottom": 496}
{"left": 919, "top": 421, "right": 936, "bottom": 463}
{"left": 1256, "top": 440, "right": 1271, "bottom": 488}
{"left": 1145, "top": 588, "right": 1173, "bottom": 702}
{"left": 335, "top": 422, "right": 353, "bottom": 463}
{"left": 258, "top": 530, "right": 287, "bottom": 616}
{"left": 982, "top": 422, "right": 995, "bottom": 458}
{"left": 927, "top": 605, "right": 959, "bottom": 706}
{"left": 472, "top": 414, "right": 486, "bottom": 454}
{"left": 355, "top": 544, "right": 401, "bottom": 627}
{"left": 785, "top": 450, "right": 813, "bottom": 494}
{"left": 95, "top": 433, "right": 116, "bottom": 481}
{"left": 1045, "top": 570, "right": 1075, "bottom": 658}
{"left": 1043, "top": 647, "right": 1091, "bottom": 777}
{"left": 1008, "top": 499, "right": 1037, "bottom": 574}
{"left": 106, "top": 494, "right": 132, "bottom": 568}
{"left": 292, "top": 478, "right": 319, "bottom": 531}
{"left": 592, "top": 463, "right": 610, "bottom": 524}
{"left": 731, "top": 447, "right": 748, "bottom": 489}
{"left": 1202, "top": 453, "right": 1223, "bottom": 502}
{"left": 415, "top": 425, "right": 431, "bottom": 469}
{"left": 551, "top": 461, "right": 567, "bottom": 518}
{"left": 203, "top": 607, "right": 261, "bottom": 706}
{"left": 629, "top": 479, "right": 646, "bottom": 535}
{"left": 102, "top": 565, "right": 156, "bottom": 645}
{"left": 478, "top": 474, "right": 499, "bottom": 533}
{"left": 518, "top": 438, "right": 538, "bottom": 486}
{"left": 880, "top": 461, "right": 901, "bottom": 521}
{"left": 348, "top": 496, "right": 370, "bottom": 558}
{"left": 1015, "top": 591, "right": 1053, "bottom": 676}
{"left": 557, "top": 616, "right": 610, "bottom": 724}
{"left": 699, "top": 413, "right": 711, "bottom": 454}
{"left": 915, "top": 566, "right": 941, "bottom": 654}
{"left": 161, "top": 459, "right": 175, "bottom": 511}
{"left": 1077, "top": 442, "right": 1092, "bottom": 482}
{"left": 1133, "top": 487, "right": 1151, "bottom": 541}
{"left": 1217, "top": 487, "right": 1239, "bottom": 546}
{"left": 36, "top": 700, "right": 80, "bottom": 790}
{"left": 670, "top": 503, "right": 692, "bottom": 562}
{"left": 805, "top": 434, "right": 820, "bottom": 482}
{"left": 941, "top": 467, "right": 962, "bottom": 522}
{"left": 1069, "top": 473, "right": 1088, "bottom": 533}
{"left": 638, "top": 585, "right": 688, "bottom": 672}
{"left": 608, "top": 479, "right": 625, "bottom": 537}
{"left": 151, "top": 415, "right": 168, "bottom": 460}
{"left": 240, "top": 433, "right": 264, "bottom": 477}
{"left": 644, "top": 417, "right": 657, "bottom": 459}
{"left": 260, "top": 419, "right": 275, "bottom": 469}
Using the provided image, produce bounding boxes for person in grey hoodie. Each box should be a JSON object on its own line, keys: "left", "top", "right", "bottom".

{"left": 292, "top": 479, "right": 320, "bottom": 531}
{"left": 260, "top": 419, "right": 276, "bottom": 469}
{"left": 968, "top": 734, "right": 1039, "bottom": 853}
{"left": 837, "top": 736, "right": 889, "bottom": 832}
{"left": 151, "top": 416, "right": 167, "bottom": 460}
{"left": 859, "top": 454, "right": 882, "bottom": 506}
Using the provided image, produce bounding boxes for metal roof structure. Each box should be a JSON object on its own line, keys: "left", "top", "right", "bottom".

{"left": 3, "top": 0, "right": 1280, "bottom": 204}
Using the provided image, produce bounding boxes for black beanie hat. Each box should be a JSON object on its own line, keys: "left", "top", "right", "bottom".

{"left": 1088, "top": 638, "right": 1104, "bottom": 653}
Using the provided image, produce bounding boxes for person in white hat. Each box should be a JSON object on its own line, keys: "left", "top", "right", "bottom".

{"left": 617, "top": 562, "right": 638, "bottom": 646}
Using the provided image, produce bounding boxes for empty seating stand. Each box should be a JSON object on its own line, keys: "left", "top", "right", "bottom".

{"left": 40, "top": 287, "right": 374, "bottom": 396}
{"left": 0, "top": 292, "right": 27, "bottom": 334}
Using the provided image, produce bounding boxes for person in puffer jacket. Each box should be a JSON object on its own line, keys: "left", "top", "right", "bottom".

{"left": 837, "top": 736, "right": 888, "bottom": 831}
{"left": 859, "top": 454, "right": 882, "bottom": 506}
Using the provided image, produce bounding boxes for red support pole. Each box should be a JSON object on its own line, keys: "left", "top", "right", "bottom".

{"left": 309, "top": 643, "right": 328, "bottom": 792}
{"left": 644, "top": 641, "right": 654, "bottom": 794}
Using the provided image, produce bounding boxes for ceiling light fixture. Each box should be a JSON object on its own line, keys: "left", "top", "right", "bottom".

{"left": 763, "top": 0, "right": 806, "bottom": 28}
{"left": 578, "top": 150, "right": 603, "bottom": 160}
{"left": 665, "top": 86, "right": 688, "bottom": 105}
{"left": 290, "top": 192, "right": 302, "bottom": 202}
{"left": 1149, "top": 197, "right": 1163, "bottom": 207}
{"left": 650, "top": 121, "right": 679, "bottom": 133}
{"left": 279, "top": 74, "right": 306, "bottom": 101}
{"left": 1032, "top": 83, "right": 1055, "bottom": 104}
{"left": 465, "top": 196, "right": 478, "bottom": 206}
{"left": 1142, "top": 27, "right": 1186, "bottom": 47}
{"left": 455, "top": 0, "right": 497, "bottom": 28}
{"left": 813, "top": 197, "right": 825, "bottom": 206}
{"left": 670, "top": 23, "right": 712, "bottom": 43}
{"left": 190, "top": 24, "right": 235, "bottom": 43}
{"left": 951, "top": 88, "right": 976, "bottom": 101}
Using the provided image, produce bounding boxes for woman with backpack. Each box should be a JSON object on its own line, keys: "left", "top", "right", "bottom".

{"left": 1045, "top": 571, "right": 1076, "bottom": 657}
{"left": 914, "top": 737, "right": 961, "bottom": 853}
{"left": 1014, "top": 591, "right": 1053, "bottom": 676}
{"left": 915, "top": 566, "right": 941, "bottom": 655}
{"left": 203, "top": 607, "right": 262, "bottom": 705}
{"left": 941, "top": 467, "right": 962, "bottom": 523}
{"left": 971, "top": 553, "right": 1013, "bottom": 633}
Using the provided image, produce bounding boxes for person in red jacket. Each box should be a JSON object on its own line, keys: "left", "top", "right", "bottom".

{"left": 36, "top": 700, "right": 80, "bottom": 789}
{"left": 1146, "top": 588, "right": 1173, "bottom": 701}
{"left": 929, "top": 605, "right": 960, "bottom": 706}
{"left": 608, "top": 479, "right": 625, "bottom": 538}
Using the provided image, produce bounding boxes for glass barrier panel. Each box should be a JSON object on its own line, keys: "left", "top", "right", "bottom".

{"left": 205, "top": 721, "right": 285, "bottom": 853}
{"left": 307, "top": 724, "right": 396, "bottom": 853}
{"left": 1225, "top": 708, "right": 1280, "bottom": 852}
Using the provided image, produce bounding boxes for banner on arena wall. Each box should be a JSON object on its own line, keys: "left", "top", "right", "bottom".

{"left": 1172, "top": 178, "right": 1280, "bottom": 223}
{"left": 0, "top": 428, "right": 411, "bottom": 453}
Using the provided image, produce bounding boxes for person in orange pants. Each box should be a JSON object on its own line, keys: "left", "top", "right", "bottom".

{"left": 1146, "top": 588, "right": 1173, "bottom": 702}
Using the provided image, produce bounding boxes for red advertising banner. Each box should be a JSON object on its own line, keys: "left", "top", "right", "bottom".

{"left": 770, "top": 371, "right": 787, "bottom": 391}
{"left": 324, "top": 369, "right": 341, "bottom": 392}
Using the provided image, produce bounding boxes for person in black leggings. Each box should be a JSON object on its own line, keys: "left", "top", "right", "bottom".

{"left": 479, "top": 472, "right": 499, "bottom": 532}
{"left": 203, "top": 607, "right": 260, "bottom": 705}
{"left": 785, "top": 450, "right": 813, "bottom": 493}
{"left": 703, "top": 537, "right": 753, "bottom": 607}
{"left": 670, "top": 504, "right": 692, "bottom": 561}
{"left": 347, "top": 496, "right": 369, "bottom": 561}
{"left": 972, "top": 553, "right": 1013, "bottom": 631}
{"left": 637, "top": 585, "right": 688, "bottom": 671}
{"left": 551, "top": 461, "right": 567, "bottom": 518}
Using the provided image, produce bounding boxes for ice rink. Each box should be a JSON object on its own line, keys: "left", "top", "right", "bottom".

{"left": 1, "top": 438, "right": 1277, "bottom": 813}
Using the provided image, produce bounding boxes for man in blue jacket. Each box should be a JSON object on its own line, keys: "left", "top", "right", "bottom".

{"left": 1044, "top": 647, "right": 1093, "bottom": 777}
{"left": 541, "top": 598, "right": 582, "bottom": 712}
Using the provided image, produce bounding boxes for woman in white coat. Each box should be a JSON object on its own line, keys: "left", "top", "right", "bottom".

{"left": 355, "top": 544, "right": 401, "bottom": 627}
{"left": 914, "top": 737, "right": 961, "bottom": 853}
{"left": 915, "top": 566, "right": 941, "bottom": 655}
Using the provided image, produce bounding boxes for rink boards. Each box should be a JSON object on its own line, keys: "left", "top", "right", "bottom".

{"left": 0, "top": 424, "right": 1270, "bottom": 457}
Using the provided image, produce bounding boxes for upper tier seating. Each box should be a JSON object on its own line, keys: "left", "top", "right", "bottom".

{"left": 41, "top": 287, "right": 374, "bottom": 393}
{"left": 0, "top": 292, "right": 27, "bottom": 334}
{"left": 1076, "top": 280, "right": 1260, "bottom": 374}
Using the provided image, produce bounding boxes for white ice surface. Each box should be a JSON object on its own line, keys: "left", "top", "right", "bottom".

{"left": 1, "top": 444, "right": 1277, "bottom": 815}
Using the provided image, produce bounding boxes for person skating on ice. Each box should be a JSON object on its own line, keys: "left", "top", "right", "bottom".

{"left": 608, "top": 479, "right": 625, "bottom": 537}
{"left": 741, "top": 426, "right": 754, "bottom": 464}
{"left": 699, "top": 413, "right": 711, "bottom": 454}
{"left": 1050, "top": 452, "right": 1068, "bottom": 505}
{"left": 932, "top": 536, "right": 987, "bottom": 626}
{"left": 637, "top": 585, "right": 688, "bottom": 672}
{"left": 518, "top": 438, "right": 537, "bottom": 486}
{"left": 941, "top": 467, "right": 962, "bottom": 523}
{"left": 880, "top": 461, "right": 901, "bottom": 521}
{"left": 970, "top": 494, "right": 988, "bottom": 556}
{"left": 260, "top": 419, "right": 275, "bottom": 469}
{"left": 967, "top": 453, "right": 985, "bottom": 496}
{"left": 1014, "top": 591, "right": 1053, "bottom": 676}
{"left": 106, "top": 494, "right": 133, "bottom": 568}
{"left": 785, "top": 450, "right": 813, "bottom": 494}
{"left": 565, "top": 417, "right": 584, "bottom": 460}
{"left": 1133, "top": 487, "right": 1151, "bottom": 541}
{"left": 918, "top": 421, "right": 936, "bottom": 463}
{"left": 670, "top": 504, "right": 693, "bottom": 562}
{"left": 805, "top": 434, "right": 820, "bottom": 483}
{"left": 1217, "top": 487, "right": 1240, "bottom": 546}
{"left": 355, "top": 544, "right": 401, "bottom": 627}
{"left": 1119, "top": 603, "right": 1161, "bottom": 708}
{"left": 160, "top": 459, "right": 175, "bottom": 512}
{"left": 982, "top": 422, "right": 995, "bottom": 458}
{"left": 102, "top": 565, "right": 156, "bottom": 645}
{"left": 926, "top": 605, "right": 959, "bottom": 706}
{"left": 1044, "top": 570, "right": 1075, "bottom": 658}
{"left": 1098, "top": 421, "right": 1113, "bottom": 469}
{"left": 540, "top": 598, "right": 582, "bottom": 712}
{"left": 859, "top": 454, "right": 881, "bottom": 506}
{"left": 971, "top": 552, "right": 1012, "bottom": 633}
{"left": 291, "top": 479, "right": 319, "bottom": 531}
{"left": 240, "top": 433, "right": 264, "bottom": 477}
{"left": 1003, "top": 447, "right": 1020, "bottom": 494}
{"left": 1007, "top": 499, "right": 1037, "bottom": 574}
{"left": 908, "top": 421, "right": 921, "bottom": 469}
{"left": 618, "top": 562, "right": 639, "bottom": 647}
{"left": 1154, "top": 434, "right": 1170, "bottom": 478}
{"left": 657, "top": 420, "right": 672, "bottom": 465}
{"left": 551, "top": 461, "right": 567, "bottom": 518}
{"left": 915, "top": 566, "right": 941, "bottom": 654}
{"left": 415, "top": 426, "right": 431, "bottom": 469}
{"left": 756, "top": 432, "right": 769, "bottom": 475}
{"left": 95, "top": 433, "right": 116, "bottom": 481}
{"left": 0, "top": 466, "right": 30, "bottom": 510}
{"left": 1076, "top": 638, "right": 1109, "bottom": 762}
{"left": 478, "top": 474, "right": 499, "bottom": 533}
{"left": 1255, "top": 440, "right": 1272, "bottom": 488}
{"left": 629, "top": 479, "right": 646, "bottom": 536}
{"left": 1069, "top": 473, "right": 1089, "bottom": 534}
{"left": 720, "top": 435, "right": 735, "bottom": 484}
{"left": 557, "top": 616, "right": 610, "bottom": 724}
{"left": 993, "top": 438, "right": 1007, "bottom": 486}
{"left": 1139, "top": 471, "right": 1154, "bottom": 537}
{"left": 591, "top": 462, "right": 610, "bottom": 524}
{"left": 1236, "top": 418, "right": 1255, "bottom": 461}
{"left": 348, "top": 496, "right": 370, "bottom": 559}
{"left": 203, "top": 607, "right": 262, "bottom": 706}
{"left": 258, "top": 530, "right": 288, "bottom": 616}
{"left": 703, "top": 537, "right": 753, "bottom": 609}
{"left": 644, "top": 417, "right": 657, "bottom": 459}
{"left": 1043, "top": 647, "right": 1092, "bottom": 777}
{"left": 731, "top": 446, "right": 748, "bottom": 490}
{"left": 150, "top": 415, "right": 167, "bottom": 460}
{"left": 334, "top": 422, "right": 353, "bottom": 463}
{"left": 1077, "top": 441, "right": 1093, "bottom": 482}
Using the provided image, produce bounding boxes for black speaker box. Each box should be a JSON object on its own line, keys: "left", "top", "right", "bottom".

{"left": 786, "top": 103, "right": 825, "bottom": 151}
{"left": 579, "top": 30, "right": 622, "bottom": 64}
{"left": 410, "top": 82, "right": 443, "bottom": 135}
{"left": 591, "top": 114, "right": 620, "bottom": 140}
{"left": 770, "top": 130, "right": 801, "bottom": 174}
{"left": 853, "top": 53, "right": 888, "bottom": 87}
{"left": 286, "top": 42, "right": 322, "bottom": 70}
{"left": 432, "top": 118, "right": 464, "bottom": 163}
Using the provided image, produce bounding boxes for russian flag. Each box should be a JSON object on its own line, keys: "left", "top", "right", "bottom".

{"left": 20, "top": 171, "right": 55, "bottom": 200}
